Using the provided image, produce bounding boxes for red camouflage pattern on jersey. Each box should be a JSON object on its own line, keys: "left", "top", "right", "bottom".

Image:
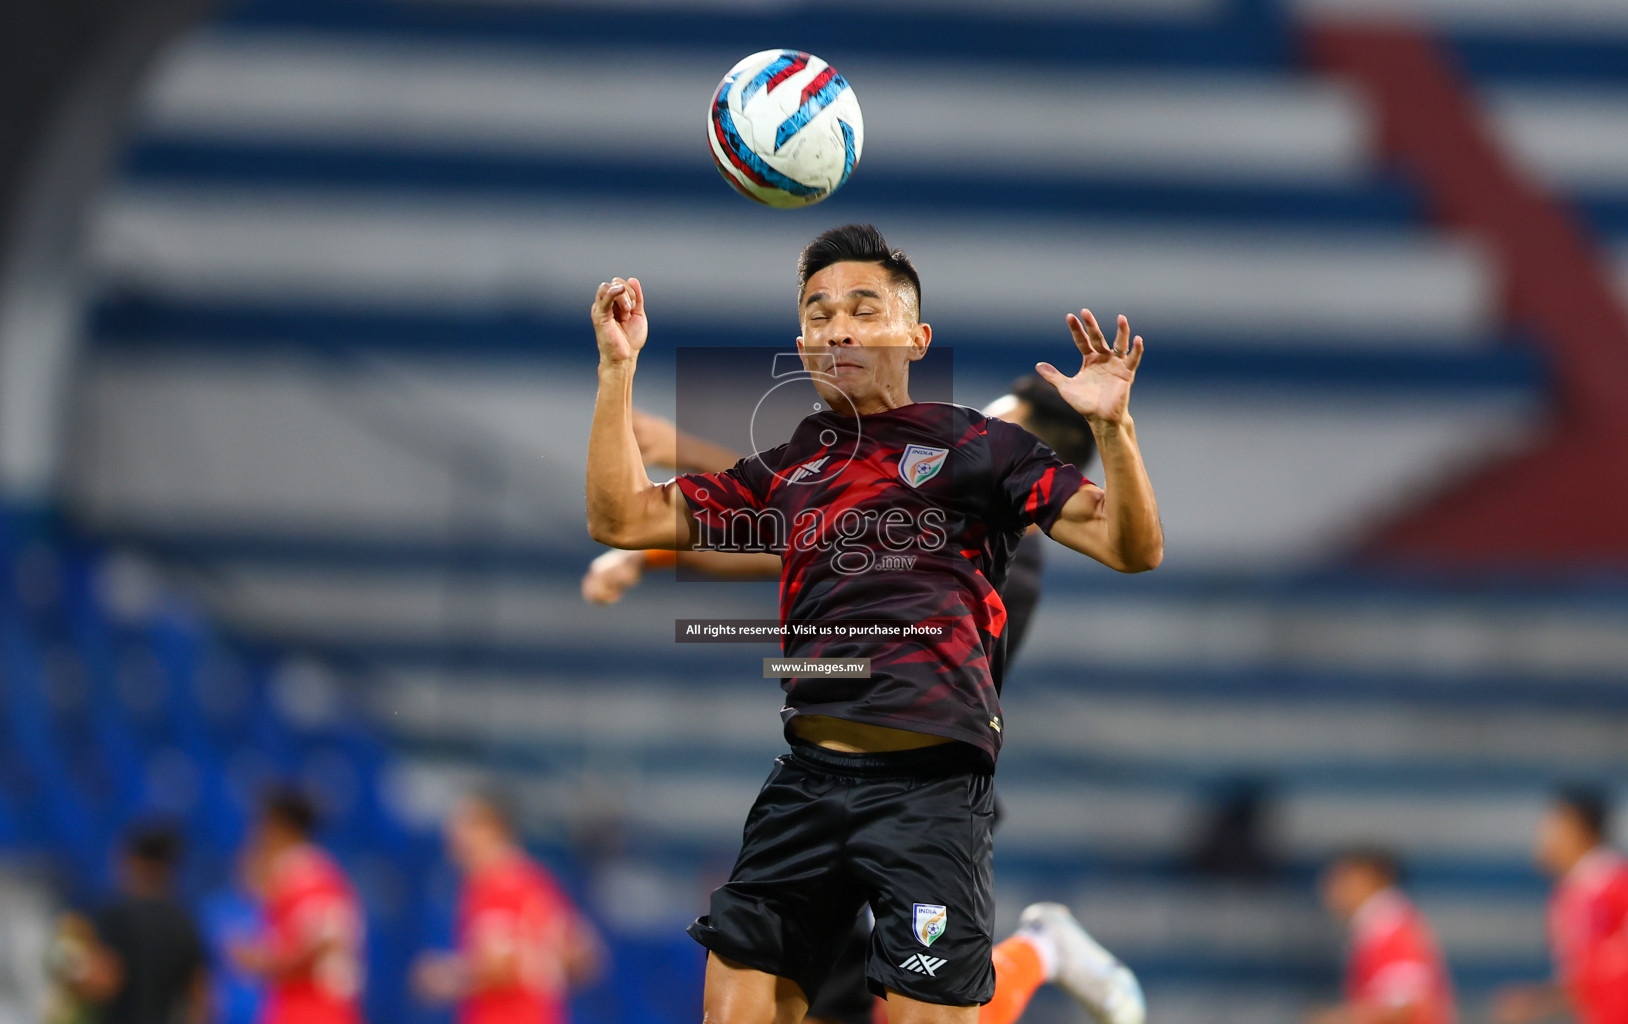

{"left": 677, "top": 401, "right": 1086, "bottom": 764}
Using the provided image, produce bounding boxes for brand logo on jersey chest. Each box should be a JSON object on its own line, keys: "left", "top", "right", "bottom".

{"left": 899, "top": 445, "right": 949, "bottom": 488}
{"left": 788, "top": 455, "right": 831, "bottom": 484}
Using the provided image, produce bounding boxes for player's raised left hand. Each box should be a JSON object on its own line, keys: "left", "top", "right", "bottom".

{"left": 1036, "top": 309, "right": 1143, "bottom": 427}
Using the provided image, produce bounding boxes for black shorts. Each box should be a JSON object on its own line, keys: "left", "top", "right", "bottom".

{"left": 688, "top": 741, "right": 997, "bottom": 1007}
{"left": 805, "top": 914, "right": 874, "bottom": 1023}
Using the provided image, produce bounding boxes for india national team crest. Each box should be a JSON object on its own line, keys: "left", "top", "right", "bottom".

{"left": 912, "top": 903, "right": 948, "bottom": 947}
{"left": 899, "top": 444, "right": 949, "bottom": 488}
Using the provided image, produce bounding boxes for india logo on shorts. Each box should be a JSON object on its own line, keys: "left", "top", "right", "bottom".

{"left": 912, "top": 903, "right": 948, "bottom": 947}
{"left": 899, "top": 445, "right": 949, "bottom": 488}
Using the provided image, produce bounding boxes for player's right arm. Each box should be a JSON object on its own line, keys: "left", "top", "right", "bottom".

{"left": 586, "top": 278, "right": 696, "bottom": 550}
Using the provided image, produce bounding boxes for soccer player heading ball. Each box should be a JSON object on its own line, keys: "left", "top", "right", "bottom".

{"left": 585, "top": 225, "right": 1162, "bottom": 1024}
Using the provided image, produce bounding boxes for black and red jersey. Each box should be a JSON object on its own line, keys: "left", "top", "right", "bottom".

{"left": 676, "top": 401, "right": 1086, "bottom": 764}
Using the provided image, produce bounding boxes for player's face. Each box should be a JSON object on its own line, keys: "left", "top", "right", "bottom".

{"left": 1534, "top": 806, "right": 1592, "bottom": 877}
{"left": 248, "top": 817, "right": 294, "bottom": 858}
{"left": 445, "top": 803, "right": 482, "bottom": 870}
{"left": 445, "top": 800, "right": 509, "bottom": 871}
{"left": 1320, "top": 860, "right": 1384, "bottom": 919}
{"left": 1320, "top": 861, "right": 1352, "bottom": 917}
{"left": 796, "top": 261, "right": 931, "bottom": 414}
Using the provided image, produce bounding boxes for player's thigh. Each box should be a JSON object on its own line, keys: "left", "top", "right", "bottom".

{"left": 852, "top": 772, "right": 997, "bottom": 1007}
{"left": 704, "top": 952, "right": 809, "bottom": 1024}
{"left": 883, "top": 989, "right": 979, "bottom": 1024}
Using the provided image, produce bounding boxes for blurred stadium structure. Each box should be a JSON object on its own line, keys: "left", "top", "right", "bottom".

{"left": 3, "top": 0, "right": 1628, "bottom": 1022}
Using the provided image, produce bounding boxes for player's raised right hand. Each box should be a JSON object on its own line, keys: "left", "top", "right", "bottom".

{"left": 592, "top": 277, "right": 647, "bottom": 364}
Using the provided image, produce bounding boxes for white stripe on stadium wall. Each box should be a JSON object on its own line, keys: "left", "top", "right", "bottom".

{"left": 91, "top": 187, "right": 1495, "bottom": 341}
{"left": 384, "top": 751, "right": 1589, "bottom": 865}
{"left": 1475, "top": 93, "right": 1628, "bottom": 300}
{"left": 69, "top": 359, "right": 1531, "bottom": 574}
{"left": 374, "top": 674, "right": 1628, "bottom": 771}
{"left": 1017, "top": 692, "right": 1628, "bottom": 769}
{"left": 137, "top": 31, "right": 1372, "bottom": 183}
{"left": 1023, "top": 584, "right": 1628, "bottom": 680}
{"left": 1044, "top": 880, "right": 1546, "bottom": 966}
{"left": 1295, "top": 0, "right": 1628, "bottom": 33}
{"left": 69, "top": 355, "right": 596, "bottom": 542}
{"left": 1486, "top": 88, "right": 1628, "bottom": 191}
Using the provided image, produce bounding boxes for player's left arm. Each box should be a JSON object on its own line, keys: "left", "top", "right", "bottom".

{"left": 231, "top": 930, "right": 339, "bottom": 981}
{"left": 1038, "top": 309, "right": 1163, "bottom": 573}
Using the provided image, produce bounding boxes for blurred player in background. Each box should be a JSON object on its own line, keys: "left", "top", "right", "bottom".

{"left": 585, "top": 224, "right": 1161, "bottom": 1024}
{"left": 1305, "top": 848, "right": 1455, "bottom": 1024}
{"left": 231, "top": 790, "right": 365, "bottom": 1024}
{"left": 87, "top": 824, "right": 210, "bottom": 1024}
{"left": 1494, "top": 788, "right": 1628, "bottom": 1024}
{"left": 44, "top": 912, "right": 107, "bottom": 1024}
{"left": 414, "top": 792, "right": 603, "bottom": 1024}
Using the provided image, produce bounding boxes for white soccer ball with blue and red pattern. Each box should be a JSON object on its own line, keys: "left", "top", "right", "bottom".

{"left": 708, "top": 49, "right": 863, "bottom": 208}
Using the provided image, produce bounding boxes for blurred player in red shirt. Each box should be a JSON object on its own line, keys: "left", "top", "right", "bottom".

{"left": 1495, "top": 789, "right": 1628, "bottom": 1024}
{"left": 414, "top": 793, "right": 602, "bottom": 1024}
{"left": 231, "top": 790, "right": 365, "bottom": 1024}
{"left": 1306, "top": 848, "right": 1456, "bottom": 1024}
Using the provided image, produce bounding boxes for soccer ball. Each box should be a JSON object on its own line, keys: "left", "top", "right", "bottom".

{"left": 707, "top": 49, "right": 864, "bottom": 208}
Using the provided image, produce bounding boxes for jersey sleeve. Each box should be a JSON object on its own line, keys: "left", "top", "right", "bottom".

{"left": 676, "top": 452, "right": 780, "bottom": 551}
{"left": 988, "top": 419, "right": 1088, "bottom": 531}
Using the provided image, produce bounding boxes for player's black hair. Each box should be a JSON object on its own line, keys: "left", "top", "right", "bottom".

{"left": 1555, "top": 785, "right": 1611, "bottom": 841}
{"left": 1331, "top": 845, "right": 1402, "bottom": 885}
{"left": 797, "top": 224, "right": 922, "bottom": 320}
{"left": 262, "top": 787, "right": 320, "bottom": 839}
{"left": 124, "top": 822, "right": 184, "bottom": 869}
{"left": 1010, "top": 374, "right": 1096, "bottom": 467}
